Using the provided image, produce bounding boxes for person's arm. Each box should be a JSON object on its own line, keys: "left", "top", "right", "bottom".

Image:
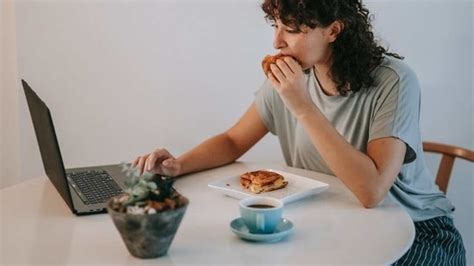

{"left": 177, "top": 103, "right": 268, "bottom": 175}
{"left": 297, "top": 105, "right": 405, "bottom": 208}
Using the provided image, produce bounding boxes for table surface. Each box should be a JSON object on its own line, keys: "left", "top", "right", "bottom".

{"left": 1, "top": 162, "right": 415, "bottom": 265}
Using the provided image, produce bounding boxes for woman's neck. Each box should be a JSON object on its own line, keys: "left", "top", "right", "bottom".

{"left": 313, "top": 64, "right": 339, "bottom": 96}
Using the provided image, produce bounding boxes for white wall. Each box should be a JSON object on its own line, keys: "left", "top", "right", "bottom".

{"left": 3, "top": 0, "right": 473, "bottom": 263}
{"left": 1, "top": 0, "right": 21, "bottom": 188}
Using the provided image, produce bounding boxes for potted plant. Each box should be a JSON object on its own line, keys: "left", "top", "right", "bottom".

{"left": 107, "top": 163, "right": 189, "bottom": 259}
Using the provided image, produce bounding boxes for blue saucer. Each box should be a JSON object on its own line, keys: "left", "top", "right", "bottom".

{"left": 230, "top": 217, "right": 294, "bottom": 242}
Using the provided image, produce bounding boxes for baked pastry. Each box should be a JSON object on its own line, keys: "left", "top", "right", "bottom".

{"left": 261, "top": 54, "right": 286, "bottom": 75}
{"left": 240, "top": 170, "right": 288, "bottom": 194}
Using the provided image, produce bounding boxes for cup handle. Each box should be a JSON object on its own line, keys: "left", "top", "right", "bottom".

{"left": 256, "top": 213, "right": 265, "bottom": 231}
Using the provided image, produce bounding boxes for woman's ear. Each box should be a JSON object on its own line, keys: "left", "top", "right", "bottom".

{"left": 326, "top": 20, "right": 344, "bottom": 43}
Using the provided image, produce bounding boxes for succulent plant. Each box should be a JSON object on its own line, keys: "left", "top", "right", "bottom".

{"left": 111, "top": 162, "right": 186, "bottom": 214}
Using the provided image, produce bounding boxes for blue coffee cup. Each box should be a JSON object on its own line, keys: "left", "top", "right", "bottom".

{"left": 239, "top": 197, "right": 284, "bottom": 234}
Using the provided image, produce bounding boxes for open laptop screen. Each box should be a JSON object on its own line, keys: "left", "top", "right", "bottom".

{"left": 22, "top": 80, "right": 74, "bottom": 211}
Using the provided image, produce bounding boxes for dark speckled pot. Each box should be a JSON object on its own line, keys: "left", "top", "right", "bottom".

{"left": 107, "top": 196, "right": 189, "bottom": 259}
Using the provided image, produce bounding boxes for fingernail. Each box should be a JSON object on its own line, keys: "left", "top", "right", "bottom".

{"left": 163, "top": 161, "right": 169, "bottom": 166}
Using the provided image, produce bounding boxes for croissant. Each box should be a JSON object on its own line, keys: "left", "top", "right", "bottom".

{"left": 261, "top": 54, "right": 286, "bottom": 75}
{"left": 240, "top": 170, "right": 288, "bottom": 194}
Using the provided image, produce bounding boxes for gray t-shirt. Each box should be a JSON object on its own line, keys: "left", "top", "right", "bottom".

{"left": 254, "top": 56, "right": 454, "bottom": 222}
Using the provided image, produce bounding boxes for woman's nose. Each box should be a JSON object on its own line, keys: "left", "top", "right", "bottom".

{"left": 273, "top": 30, "right": 286, "bottom": 50}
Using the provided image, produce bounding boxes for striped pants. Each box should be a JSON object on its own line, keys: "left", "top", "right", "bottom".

{"left": 393, "top": 216, "right": 466, "bottom": 266}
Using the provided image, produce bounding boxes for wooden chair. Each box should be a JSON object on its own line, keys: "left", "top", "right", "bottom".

{"left": 423, "top": 141, "right": 474, "bottom": 194}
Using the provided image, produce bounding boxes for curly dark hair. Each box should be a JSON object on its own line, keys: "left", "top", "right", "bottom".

{"left": 262, "top": 0, "right": 403, "bottom": 96}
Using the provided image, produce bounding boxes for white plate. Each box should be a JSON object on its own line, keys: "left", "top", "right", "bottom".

{"left": 208, "top": 169, "right": 329, "bottom": 204}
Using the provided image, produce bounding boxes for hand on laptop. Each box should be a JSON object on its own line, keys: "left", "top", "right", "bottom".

{"left": 132, "top": 148, "right": 181, "bottom": 177}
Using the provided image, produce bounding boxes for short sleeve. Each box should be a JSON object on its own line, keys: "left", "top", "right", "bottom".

{"left": 369, "top": 69, "right": 421, "bottom": 164}
{"left": 254, "top": 79, "right": 277, "bottom": 135}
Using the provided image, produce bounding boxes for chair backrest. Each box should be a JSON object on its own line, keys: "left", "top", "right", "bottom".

{"left": 423, "top": 141, "right": 474, "bottom": 194}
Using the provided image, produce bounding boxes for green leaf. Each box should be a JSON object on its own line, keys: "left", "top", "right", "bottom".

{"left": 147, "top": 182, "right": 157, "bottom": 190}
{"left": 118, "top": 160, "right": 178, "bottom": 209}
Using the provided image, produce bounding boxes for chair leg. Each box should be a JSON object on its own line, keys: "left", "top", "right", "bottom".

{"left": 436, "top": 155, "right": 455, "bottom": 194}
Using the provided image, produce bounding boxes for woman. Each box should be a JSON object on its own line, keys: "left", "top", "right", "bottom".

{"left": 133, "top": 0, "right": 465, "bottom": 264}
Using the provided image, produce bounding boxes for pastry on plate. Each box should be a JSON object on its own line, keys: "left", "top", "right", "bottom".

{"left": 240, "top": 170, "right": 288, "bottom": 194}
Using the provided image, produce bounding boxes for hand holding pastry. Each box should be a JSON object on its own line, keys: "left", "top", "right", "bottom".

{"left": 261, "top": 54, "right": 314, "bottom": 119}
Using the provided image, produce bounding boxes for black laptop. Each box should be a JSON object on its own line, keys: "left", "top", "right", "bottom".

{"left": 22, "top": 79, "right": 127, "bottom": 215}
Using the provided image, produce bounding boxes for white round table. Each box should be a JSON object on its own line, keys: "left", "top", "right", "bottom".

{"left": 1, "top": 162, "right": 414, "bottom": 265}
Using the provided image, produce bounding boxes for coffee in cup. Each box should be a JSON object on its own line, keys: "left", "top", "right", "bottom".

{"left": 239, "top": 197, "right": 283, "bottom": 234}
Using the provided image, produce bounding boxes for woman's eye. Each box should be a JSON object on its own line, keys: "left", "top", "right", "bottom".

{"left": 270, "top": 23, "right": 300, "bottom": 34}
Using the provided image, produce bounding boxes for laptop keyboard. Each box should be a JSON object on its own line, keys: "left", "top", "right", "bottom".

{"left": 66, "top": 170, "right": 123, "bottom": 205}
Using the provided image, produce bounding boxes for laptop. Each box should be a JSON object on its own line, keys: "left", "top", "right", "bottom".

{"left": 22, "top": 79, "right": 127, "bottom": 215}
